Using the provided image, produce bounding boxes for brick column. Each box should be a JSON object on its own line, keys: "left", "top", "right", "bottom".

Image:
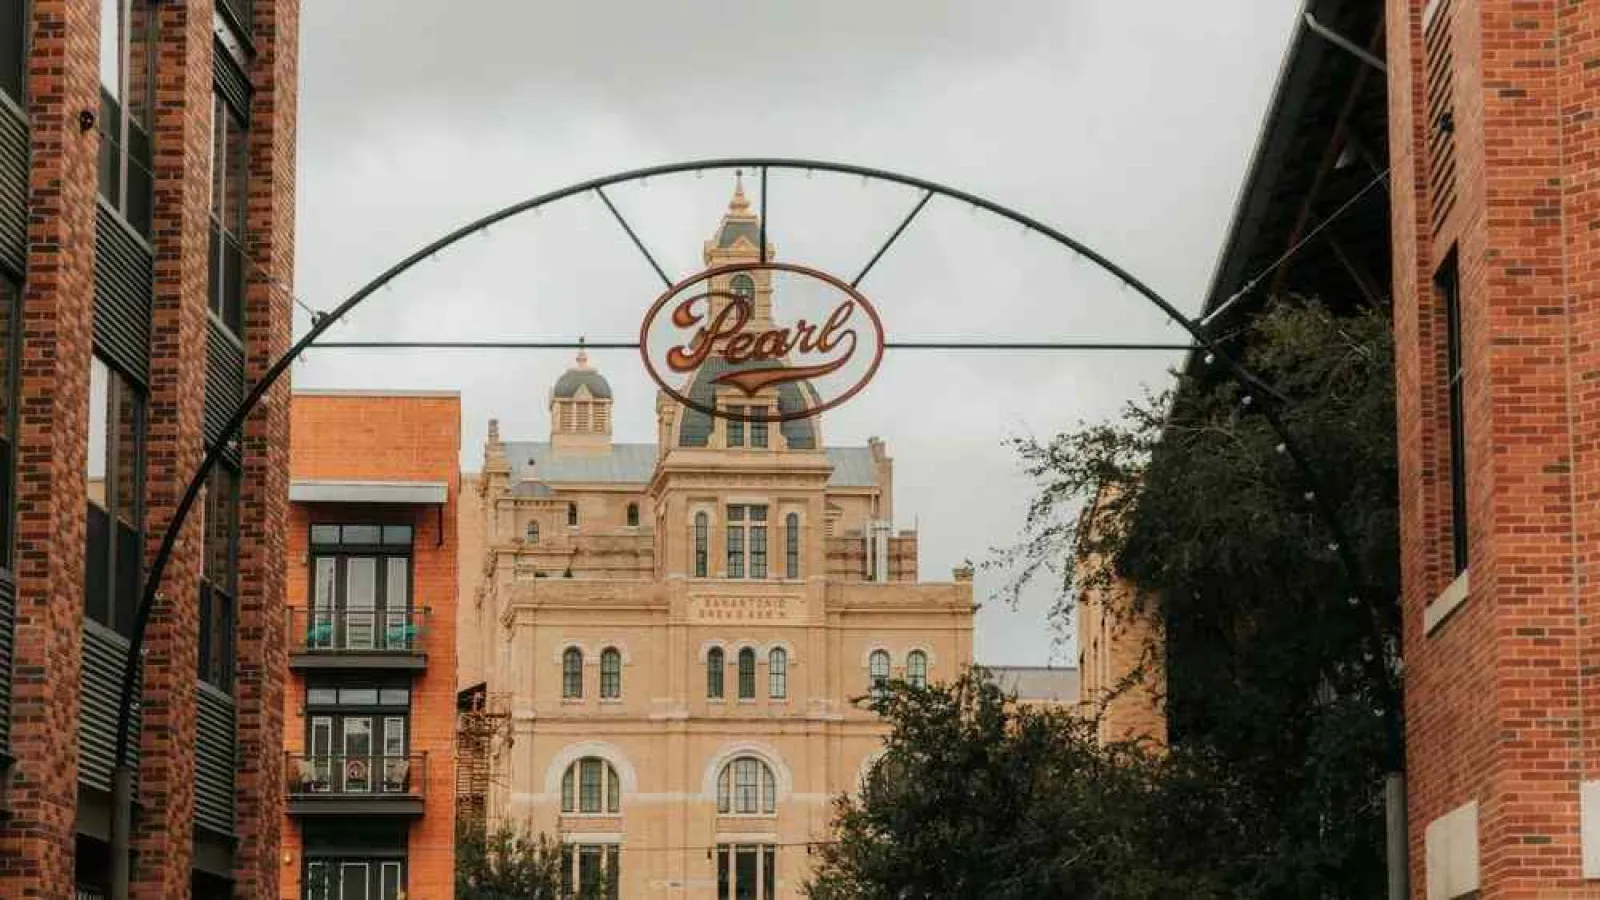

{"left": 0, "top": 0, "right": 102, "bottom": 897}
{"left": 232, "top": 1, "right": 298, "bottom": 897}
{"left": 128, "top": 0, "right": 216, "bottom": 895}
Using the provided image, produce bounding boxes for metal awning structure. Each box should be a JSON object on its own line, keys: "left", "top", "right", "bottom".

{"left": 288, "top": 480, "right": 448, "bottom": 505}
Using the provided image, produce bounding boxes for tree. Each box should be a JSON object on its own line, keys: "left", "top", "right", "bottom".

{"left": 807, "top": 671, "right": 1237, "bottom": 900}
{"left": 455, "top": 818, "right": 611, "bottom": 899}
{"left": 1001, "top": 299, "right": 1399, "bottom": 897}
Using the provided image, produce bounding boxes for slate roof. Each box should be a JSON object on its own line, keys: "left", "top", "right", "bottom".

{"left": 500, "top": 440, "right": 878, "bottom": 489}
{"left": 987, "top": 666, "right": 1080, "bottom": 704}
{"left": 551, "top": 369, "right": 612, "bottom": 400}
{"left": 675, "top": 356, "right": 820, "bottom": 451}
{"left": 716, "top": 219, "right": 761, "bottom": 249}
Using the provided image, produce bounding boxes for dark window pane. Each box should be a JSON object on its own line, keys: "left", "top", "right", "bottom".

{"left": 114, "top": 520, "right": 139, "bottom": 635}
{"left": 707, "top": 648, "right": 724, "bottom": 699}
{"left": 382, "top": 525, "right": 412, "bottom": 545}
{"left": 717, "top": 845, "right": 729, "bottom": 900}
{"left": 738, "top": 650, "right": 755, "bottom": 700}
{"left": 378, "top": 688, "right": 409, "bottom": 706}
{"left": 342, "top": 525, "right": 380, "bottom": 545}
{"left": 0, "top": 0, "right": 23, "bottom": 103}
{"left": 84, "top": 505, "right": 110, "bottom": 624}
{"left": 310, "top": 525, "right": 340, "bottom": 544}
{"left": 763, "top": 846, "right": 776, "bottom": 899}
{"left": 735, "top": 845, "right": 757, "bottom": 900}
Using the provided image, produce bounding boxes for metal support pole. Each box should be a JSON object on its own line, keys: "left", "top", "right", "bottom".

{"left": 110, "top": 763, "right": 133, "bottom": 897}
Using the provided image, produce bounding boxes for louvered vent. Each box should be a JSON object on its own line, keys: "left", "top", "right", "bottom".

{"left": 1425, "top": 0, "right": 1457, "bottom": 232}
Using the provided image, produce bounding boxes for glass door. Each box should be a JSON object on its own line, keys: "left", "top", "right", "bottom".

{"left": 341, "top": 715, "right": 373, "bottom": 793}
{"left": 344, "top": 557, "right": 376, "bottom": 650}
{"left": 310, "top": 557, "right": 336, "bottom": 649}
{"left": 304, "top": 859, "right": 405, "bottom": 900}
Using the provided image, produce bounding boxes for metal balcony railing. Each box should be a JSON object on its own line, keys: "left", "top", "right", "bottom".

{"left": 285, "top": 752, "right": 427, "bottom": 799}
{"left": 288, "top": 606, "right": 429, "bottom": 656}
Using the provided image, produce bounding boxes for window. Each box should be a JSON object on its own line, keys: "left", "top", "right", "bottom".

{"left": 869, "top": 650, "right": 890, "bottom": 699}
{"left": 198, "top": 465, "right": 239, "bottom": 687}
{"left": 302, "top": 683, "right": 412, "bottom": 796}
{"left": 717, "top": 757, "right": 776, "bottom": 815}
{"left": 750, "top": 405, "right": 769, "bottom": 449}
{"left": 208, "top": 93, "right": 247, "bottom": 334}
{"left": 693, "top": 512, "right": 708, "bottom": 577}
{"left": 784, "top": 513, "right": 799, "bottom": 580}
{"left": 716, "top": 844, "right": 777, "bottom": 900}
{"left": 729, "top": 273, "right": 755, "bottom": 305}
{"left": 726, "top": 504, "right": 767, "bottom": 579}
{"left": 307, "top": 525, "right": 414, "bottom": 653}
{"left": 626, "top": 502, "right": 639, "bottom": 527}
{"left": 726, "top": 409, "right": 745, "bottom": 448}
{"left": 0, "top": 0, "right": 23, "bottom": 106}
{"left": 768, "top": 648, "right": 787, "bottom": 699}
{"left": 0, "top": 278, "right": 19, "bottom": 570}
{"left": 85, "top": 357, "right": 144, "bottom": 635}
{"left": 560, "top": 757, "right": 621, "bottom": 814}
{"left": 560, "top": 844, "right": 620, "bottom": 900}
{"left": 707, "top": 647, "right": 725, "bottom": 699}
{"left": 737, "top": 647, "right": 756, "bottom": 700}
{"left": 600, "top": 647, "right": 621, "bottom": 699}
{"left": 304, "top": 859, "right": 406, "bottom": 900}
{"left": 525, "top": 521, "right": 539, "bottom": 542}
{"left": 98, "top": 0, "right": 155, "bottom": 235}
{"left": 906, "top": 650, "right": 928, "bottom": 689}
{"left": 1438, "top": 250, "right": 1468, "bottom": 574}
{"left": 562, "top": 647, "right": 584, "bottom": 699}
{"left": 567, "top": 502, "right": 578, "bottom": 527}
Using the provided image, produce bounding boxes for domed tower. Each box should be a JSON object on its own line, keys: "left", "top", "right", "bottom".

{"left": 550, "top": 341, "right": 613, "bottom": 453}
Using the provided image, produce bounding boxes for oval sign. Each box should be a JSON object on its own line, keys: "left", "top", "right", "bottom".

{"left": 639, "top": 261, "right": 886, "bottom": 424}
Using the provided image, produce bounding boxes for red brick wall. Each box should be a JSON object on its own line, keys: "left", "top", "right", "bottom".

{"left": 1389, "top": 0, "right": 1600, "bottom": 894}
{"left": 0, "top": 0, "right": 100, "bottom": 895}
{"left": 233, "top": 2, "right": 299, "bottom": 898}
{"left": 284, "top": 393, "right": 460, "bottom": 900}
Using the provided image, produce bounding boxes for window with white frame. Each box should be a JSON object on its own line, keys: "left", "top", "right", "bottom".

{"left": 726, "top": 504, "right": 767, "bottom": 579}
{"left": 560, "top": 757, "right": 621, "bottom": 814}
{"left": 600, "top": 647, "right": 622, "bottom": 699}
{"left": 906, "top": 650, "right": 928, "bottom": 689}
{"left": 717, "top": 756, "right": 776, "bottom": 815}
{"left": 560, "top": 843, "right": 619, "bottom": 899}
{"left": 768, "top": 648, "right": 787, "bottom": 699}
{"left": 562, "top": 647, "right": 584, "bottom": 699}
{"left": 869, "top": 650, "right": 891, "bottom": 699}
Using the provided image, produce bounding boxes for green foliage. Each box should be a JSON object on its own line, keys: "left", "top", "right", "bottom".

{"left": 455, "top": 818, "right": 610, "bottom": 899}
{"left": 987, "top": 299, "right": 1398, "bottom": 897}
{"left": 807, "top": 672, "right": 1237, "bottom": 900}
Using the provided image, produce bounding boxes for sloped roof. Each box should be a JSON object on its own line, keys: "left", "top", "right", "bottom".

{"left": 988, "top": 666, "right": 1080, "bottom": 704}
{"left": 499, "top": 440, "right": 879, "bottom": 489}
{"left": 552, "top": 369, "right": 612, "bottom": 400}
{"left": 716, "top": 219, "right": 761, "bottom": 249}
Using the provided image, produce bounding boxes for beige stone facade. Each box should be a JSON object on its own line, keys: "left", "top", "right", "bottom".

{"left": 1074, "top": 485, "right": 1165, "bottom": 747}
{"left": 458, "top": 185, "right": 975, "bottom": 898}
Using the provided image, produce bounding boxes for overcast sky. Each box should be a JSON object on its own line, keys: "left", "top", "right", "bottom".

{"left": 293, "top": 1, "right": 1299, "bottom": 666}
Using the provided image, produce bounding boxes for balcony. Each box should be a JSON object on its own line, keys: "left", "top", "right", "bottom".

{"left": 288, "top": 607, "right": 429, "bottom": 673}
{"left": 285, "top": 752, "right": 427, "bottom": 817}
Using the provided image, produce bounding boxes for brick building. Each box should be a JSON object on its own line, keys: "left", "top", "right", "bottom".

{"left": 284, "top": 391, "right": 459, "bottom": 900}
{"left": 1388, "top": 0, "right": 1600, "bottom": 895}
{"left": 0, "top": 0, "right": 298, "bottom": 897}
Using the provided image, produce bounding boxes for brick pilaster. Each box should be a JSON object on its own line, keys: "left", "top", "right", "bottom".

{"left": 232, "top": 1, "right": 298, "bottom": 897}
{"left": 128, "top": 0, "right": 217, "bottom": 895}
{"left": 0, "top": 1, "right": 102, "bottom": 897}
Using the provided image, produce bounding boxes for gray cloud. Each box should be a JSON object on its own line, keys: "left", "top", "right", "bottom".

{"left": 293, "top": 1, "right": 1298, "bottom": 665}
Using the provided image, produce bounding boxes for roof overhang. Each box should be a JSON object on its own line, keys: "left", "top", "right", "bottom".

{"left": 289, "top": 480, "right": 448, "bottom": 505}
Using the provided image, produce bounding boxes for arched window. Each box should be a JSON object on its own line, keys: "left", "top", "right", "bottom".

{"left": 737, "top": 648, "right": 756, "bottom": 699}
{"left": 906, "top": 650, "right": 928, "bottom": 689}
{"left": 707, "top": 647, "right": 725, "bottom": 699}
{"left": 627, "top": 502, "right": 639, "bottom": 527}
{"left": 693, "top": 512, "right": 708, "bottom": 578}
{"left": 560, "top": 756, "right": 621, "bottom": 814}
{"left": 567, "top": 502, "right": 579, "bottom": 527}
{"left": 768, "top": 648, "right": 787, "bottom": 699}
{"left": 562, "top": 647, "right": 584, "bottom": 699}
{"left": 600, "top": 647, "right": 622, "bottom": 699}
{"left": 525, "top": 521, "right": 539, "bottom": 543}
{"left": 785, "top": 513, "right": 800, "bottom": 579}
{"left": 869, "top": 650, "right": 890, "bottom": 699}
{"left": 717, "top": 756, "right": 776, "bottom": 815}
{"left": 729, "top": 273, "right": 755, "bottom": 305}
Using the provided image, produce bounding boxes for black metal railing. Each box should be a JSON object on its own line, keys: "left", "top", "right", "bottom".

{"left": 288, "top": 606, "right": 428, "bottom": 655}
{"left": 285, "top": 752, "right": 427, "bottom": 798}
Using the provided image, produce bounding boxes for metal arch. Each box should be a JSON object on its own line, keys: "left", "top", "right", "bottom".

{"left": 113, "top": 156, "right": 1393, "bottom": 776}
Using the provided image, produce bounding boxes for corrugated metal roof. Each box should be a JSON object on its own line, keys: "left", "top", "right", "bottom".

{"left": 499, "top": 441, "right": 879, "bottom": 489}
{"left": 987, "top": 666, "right": 1080, "bottom": 704}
